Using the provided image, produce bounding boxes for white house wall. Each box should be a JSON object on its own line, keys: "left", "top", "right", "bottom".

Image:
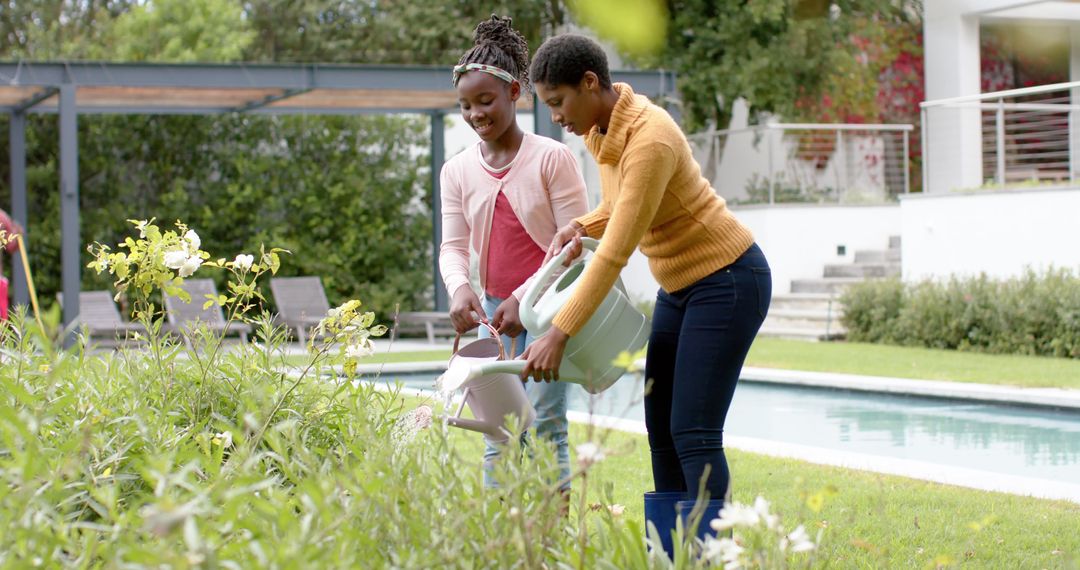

{"left": 900, "top": 187, "right": 1080, "bottom": 281}
{"left": 924, "top": 0, "right": 983, "bottom": 193}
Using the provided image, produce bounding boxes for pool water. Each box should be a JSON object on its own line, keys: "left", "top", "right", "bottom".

{"left": 374, "top": 372, "right": 1080, "bottom": 486}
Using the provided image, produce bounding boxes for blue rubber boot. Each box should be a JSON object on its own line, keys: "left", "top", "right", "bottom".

{"left": 676, "top": 498, "right": 726, "bottom": 543}
{"left": 643, "top": 491, "right": 684, "bottom": 558}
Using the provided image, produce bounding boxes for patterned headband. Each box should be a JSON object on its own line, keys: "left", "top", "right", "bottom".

{"left": 452, "top": 63, "right": 516, "bottom": 86}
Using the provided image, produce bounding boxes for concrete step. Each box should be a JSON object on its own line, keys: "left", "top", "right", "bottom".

{"left": 790, "top": 277, "right": 864, "bottom": 294}
{"left": 853, "top": 248, "right": 902, "bottom": 263}
{"left": 766, "top": 307, "right": 841, "bottom": 322}
{"left": 764, "top": 311, "right": 845, "bottom": 333}
{"left": 823, "top": 263, "right": 900, "bottom": 278}
{"left": 768, "top": 293, "right": 838, "bottom": 312}
{"left": 757, "top": 324, "right": 845, "bottom": 341}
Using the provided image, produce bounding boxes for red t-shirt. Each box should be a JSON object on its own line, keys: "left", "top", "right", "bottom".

{"left": 483, "top": 165, "right": 546, "bottom": 299}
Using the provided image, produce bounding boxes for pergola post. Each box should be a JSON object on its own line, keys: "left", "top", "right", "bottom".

{"left": 8, "top": 111, "right": 28, "bottom": 306}
{"left": 430, "top": 110, "right": 447, "bottom": 312}
{"left": 59, "top": 83, "right": 80, "bottom": 334}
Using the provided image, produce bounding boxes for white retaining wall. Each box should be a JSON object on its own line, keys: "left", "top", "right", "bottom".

{"left": 733, "top": 204, "right": 902, "bottom": 295}
{"left": 900, "top": 187, "right": 1080, "bottom": 280}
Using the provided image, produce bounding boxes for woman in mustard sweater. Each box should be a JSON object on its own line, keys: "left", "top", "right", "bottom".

{"left": 521, "top": 34, "right": 772, "bottom": 550}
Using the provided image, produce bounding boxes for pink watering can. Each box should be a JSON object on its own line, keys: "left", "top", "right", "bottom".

{"left": 452, "top": 237, "right": 650, "bottom": 395}
{"left": 440, "top": 323, "right": 535, "bottom": 442}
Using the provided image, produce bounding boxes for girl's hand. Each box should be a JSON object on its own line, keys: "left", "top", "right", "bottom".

{"left": 491, "top": 296, "right": 524, "bottom": 338}
{"left": 448, "top": 285, "right": 485, "bottom": 334}
{"left": 519, "top": 326, "right": 569, "bottom": 382}
{"left": 544, "top": 221, "right": 586, "bottom": 267}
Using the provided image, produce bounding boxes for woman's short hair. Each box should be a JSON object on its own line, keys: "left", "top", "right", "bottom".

{"left": 530, "top": 34, "right": 612, "bottom": 89}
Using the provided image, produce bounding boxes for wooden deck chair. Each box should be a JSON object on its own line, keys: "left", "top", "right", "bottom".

{"left": 58, "top": 290, "right": 145, "bottom": 346}
{"left": 269, "top": 276, "right": 330, "bottom": 345}
{"left": 164, "top": 278, "right": 250, "bottom": 344}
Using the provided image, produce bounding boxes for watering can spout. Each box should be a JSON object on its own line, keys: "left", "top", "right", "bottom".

{"left": 445, "top": 416, "right": 506, "bottom": 437}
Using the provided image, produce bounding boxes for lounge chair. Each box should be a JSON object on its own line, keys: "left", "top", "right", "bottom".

{"left": 58, "top": 290, "right": 145, "bottom": 346}
{"left": 164, "top": 278, "right": 250, "bottom": 344}
{"left": 269, "top": 276, "right": 330, "bottom": 345}
{"left": 397, "top": 311, "right": 456, "bottom": 344}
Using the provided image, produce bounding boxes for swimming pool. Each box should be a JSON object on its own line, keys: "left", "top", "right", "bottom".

{"left": 371, "top": 371, "right": 1080, "bottom": 489}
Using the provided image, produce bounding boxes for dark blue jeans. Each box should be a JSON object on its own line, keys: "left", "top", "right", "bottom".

{"left": 644, "top": 242, "right": 771, "bottom": 499}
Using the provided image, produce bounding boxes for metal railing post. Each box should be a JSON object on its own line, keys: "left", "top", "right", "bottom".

{"left": 921, "top": 107, "right": 929, "bottom": 193}
{"left": 836, "top": 129, "right": 845, "bottom": 202}
{"left": 767, "top": 126, "right": 775, "bottom": 204}
{"left": 903, "top": 129, "right": 911, "bottom": 195}
{"left": 996, "top": 98, "right": 1006, "bottom": 186}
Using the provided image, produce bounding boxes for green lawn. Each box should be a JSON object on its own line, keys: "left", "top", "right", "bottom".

{"left": 747, "top": 337, "right": 1080, "bottom": 389}
{"left": 438, "top": 415, "right": 1080, "bottom": 568}
{"left": 358, "top": 337, "right": 1080, "bottom": 389}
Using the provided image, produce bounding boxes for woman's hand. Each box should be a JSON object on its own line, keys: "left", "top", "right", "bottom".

{"left": 448, "top": 285, "right": 485, "bottom": 334}
{"left": 519, "top": 326, "right": 570, "bottom": 382}
{"left": 544, "top": 221, "right": 586, "bottom": 267}
{"left": 490, "top": 296, "right": 524, "bottom": 338}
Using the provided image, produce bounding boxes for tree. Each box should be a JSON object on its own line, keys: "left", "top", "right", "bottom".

{"left": 104, "top": 0, "right": 255, "bottom": 62}
{"left": 241, "top": 0, "right": 565, "bottom": 64}
{"left": 0, "top": 0, "right": 133, "bottom": 59}
{"left": 653, "top": 0, "right": 923, "bottom": 131}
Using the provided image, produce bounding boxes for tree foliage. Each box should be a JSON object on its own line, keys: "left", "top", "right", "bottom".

{"left": 107, "top": 0, "right": 255, "bottom": 62}
{"left": 654, "top": 0, "right": 923, "bottom": 131}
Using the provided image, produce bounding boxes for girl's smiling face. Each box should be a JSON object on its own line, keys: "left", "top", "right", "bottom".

{"left": 456, "top": 71, "right": 520, "bottom": 142}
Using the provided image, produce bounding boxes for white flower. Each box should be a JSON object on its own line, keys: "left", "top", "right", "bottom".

{"left": 575, "top": 442, "right": 606, "bottom": 467}
{"left": 184, "top": 229, "right": 201, "bottom": 252}
{"left": 785, "top": 524, "right": 816, "bottom": 553}
{"left": 412, "top": 405, "right": 433, "bottom": 429}
{"left": 233, "top": 254, "right": 254, "bottom": 271}
{"left": 753, "top": 496, "right": 780, "bottom": 530}
{"left": 213, "top": 431, "right": 233, "bottom": 448}
{"left": 702, "top": 536, "right": 744, "bottom": 569}
{"left": 711, "top": 502, "right": 760, "bottom": 531}
{"left": 178, "top": 256, "right": 202, "bottom": 277}
{"left": 608, "top": 504, "right": 625, "bottom": 517}
{"left": 163, "top": 249, "right": 189, "bottom": 269}
{"left": 345, "top": 339, "right": 374, "bottom": 359}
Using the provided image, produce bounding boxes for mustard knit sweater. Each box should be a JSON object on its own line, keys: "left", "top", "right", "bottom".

{"left": 552, "top": 83, "right": 755, "bottom": 336}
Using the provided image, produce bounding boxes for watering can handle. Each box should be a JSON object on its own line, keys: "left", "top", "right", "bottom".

{"left": 520, "top": 237, "right": 601, "bottom": 332}
{"left": 451, "top": 321, "right": 519, "bottom": 359}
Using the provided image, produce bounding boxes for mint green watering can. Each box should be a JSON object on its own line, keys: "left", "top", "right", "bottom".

{"left": 445, "top": 237, "right": 650, "bottom": 395}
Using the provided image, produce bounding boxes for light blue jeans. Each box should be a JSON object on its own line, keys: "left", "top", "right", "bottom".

{"left": 480, "top": 294, "right": 571, "bottom": 490}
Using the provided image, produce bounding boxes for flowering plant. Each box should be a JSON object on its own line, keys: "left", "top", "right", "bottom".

{"left": 312, "top": 299, "right": 388, "bottom": 376}
{"left": 701, "top": 495, "right": 819, "bottom": 569}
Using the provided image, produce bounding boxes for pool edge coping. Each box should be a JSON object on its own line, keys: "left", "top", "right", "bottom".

{"left": 356, "top": 361, "right": 1080, "bottom": 411}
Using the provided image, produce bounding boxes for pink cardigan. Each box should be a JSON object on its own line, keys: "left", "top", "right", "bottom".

{"left": 440, "top": 132, "right": 589, "bottom": 301}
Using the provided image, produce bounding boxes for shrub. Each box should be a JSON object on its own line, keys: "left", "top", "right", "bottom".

{"left": 839, "top": 277, "right": 903, "bottom": 343}
{"left": 840, "top": 269, "right": 1080, "bottom": 358}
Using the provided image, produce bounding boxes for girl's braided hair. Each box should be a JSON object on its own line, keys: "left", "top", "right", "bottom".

{"left": 457, "top": 14, "right": 530, "bottom": 91}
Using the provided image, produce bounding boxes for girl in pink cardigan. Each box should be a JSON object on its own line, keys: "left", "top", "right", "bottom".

{"left": 439, "top": 15, "right": 589, "bottom": 495}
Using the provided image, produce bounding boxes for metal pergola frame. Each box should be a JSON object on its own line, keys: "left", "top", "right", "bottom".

{"left": 1, "top": 61, "right": 676, "bottom": 328}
